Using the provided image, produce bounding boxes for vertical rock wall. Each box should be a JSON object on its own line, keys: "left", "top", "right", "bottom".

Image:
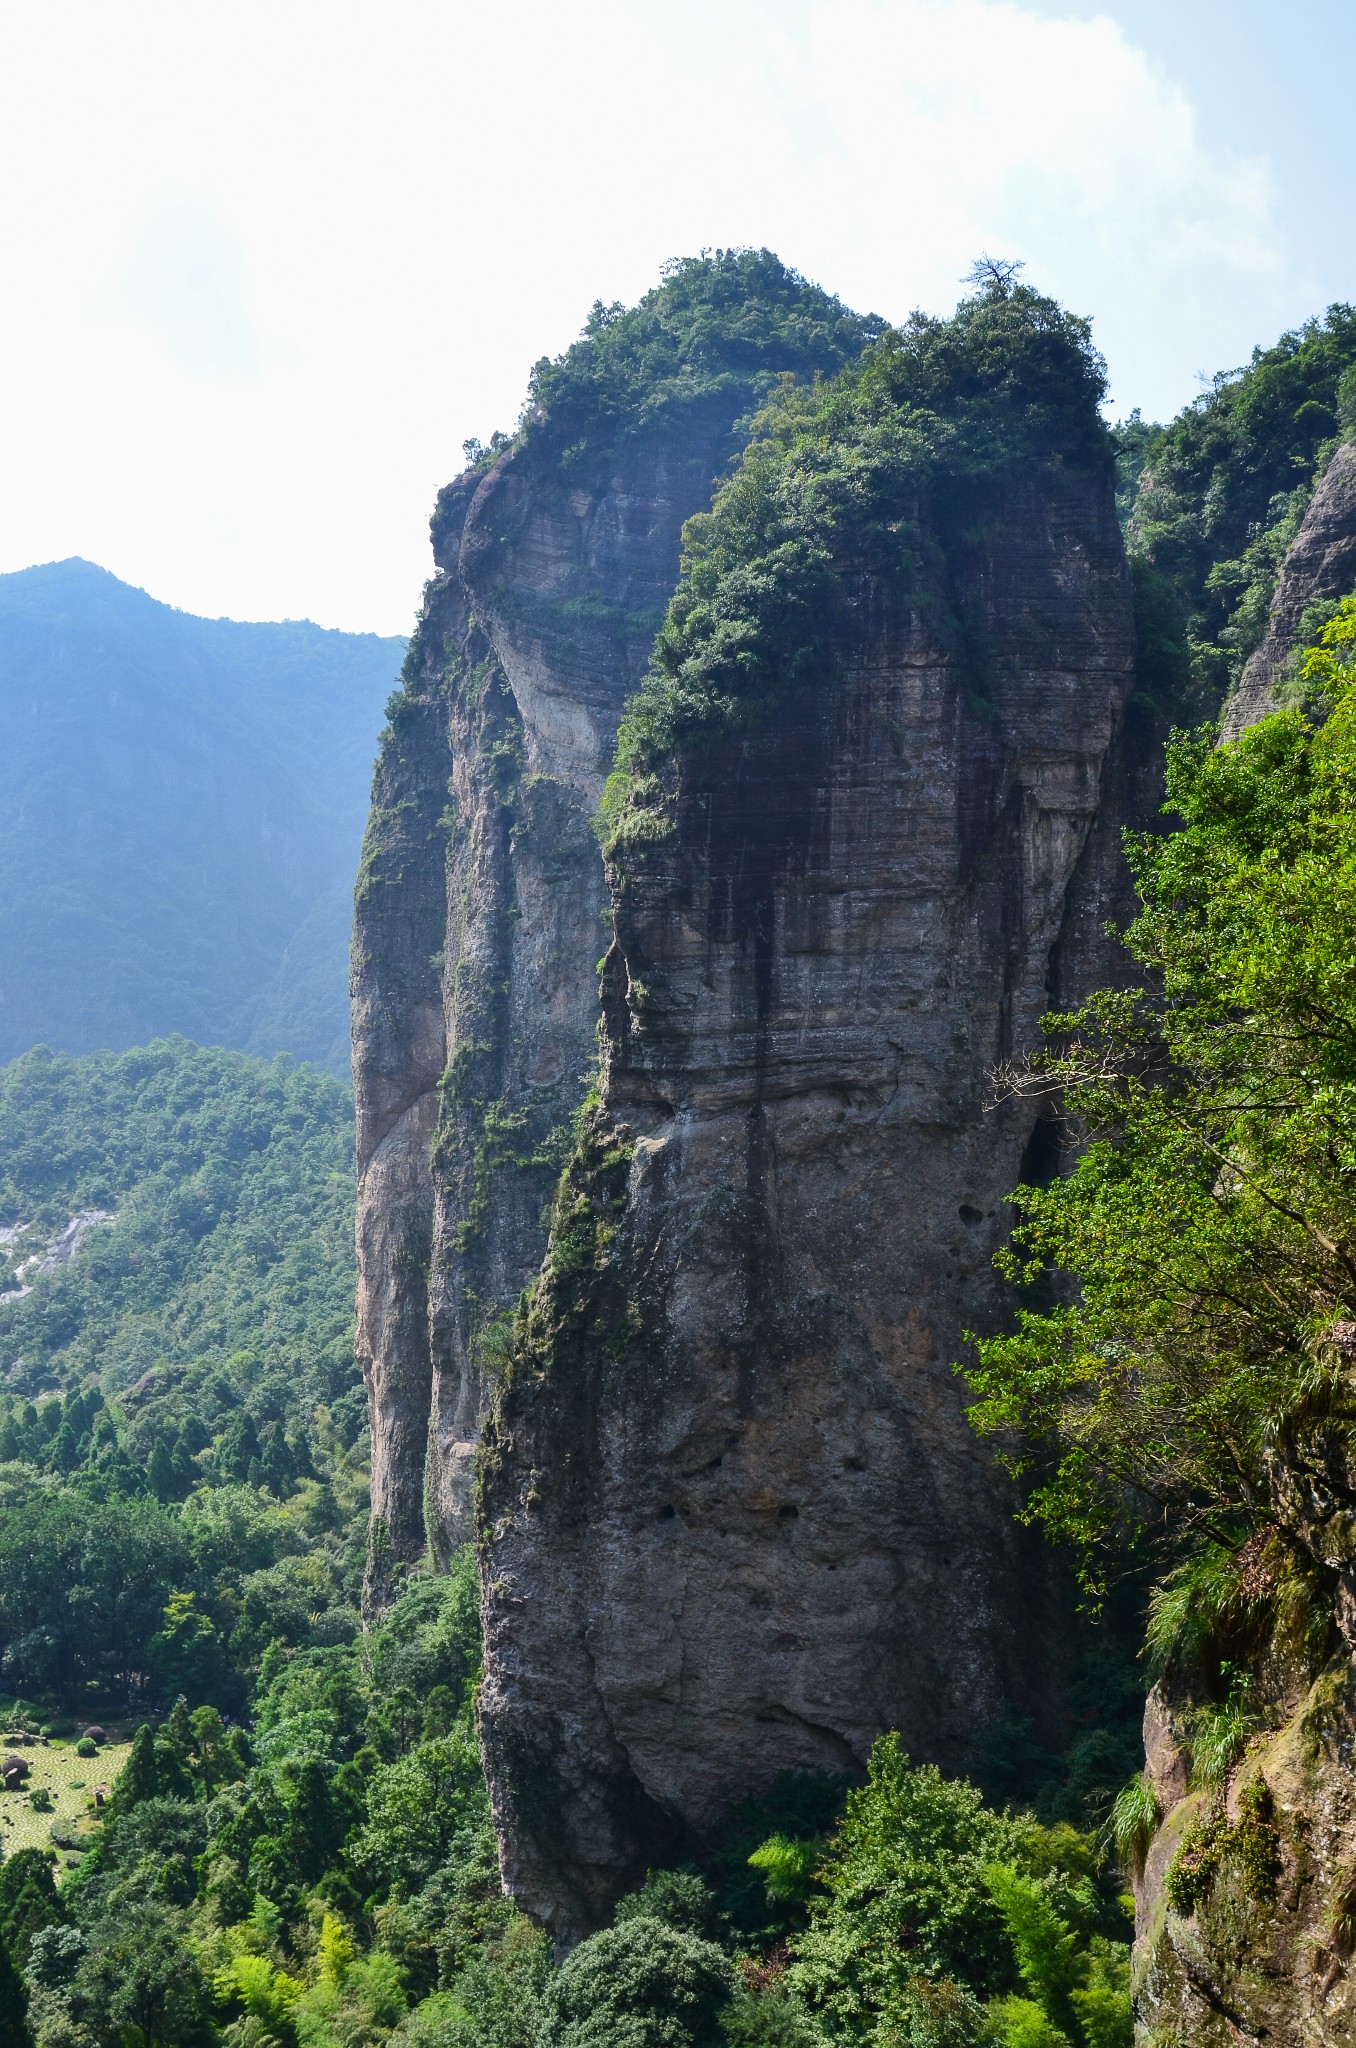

{"left": 354, "top": 430, "right": 757, "bottom": 1603}
{"left": 477, "top": 450, "right": 1138, "bottom": 1936}
{"left": 1221, "top": 438, "right": 1356, "bottom": 737}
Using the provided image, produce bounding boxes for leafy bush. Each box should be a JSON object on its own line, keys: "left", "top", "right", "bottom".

{"left": 614, "top": 1869, "right": 718, "bottom": 1939}
{"left": 787, "top": 1736, "right": 1129, "bottom": 2047}
{"left": 539, "top": 1916, "right": 738, "bottom": 2048}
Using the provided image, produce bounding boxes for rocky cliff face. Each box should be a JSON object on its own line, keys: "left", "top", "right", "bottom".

{"left": 1222, "top": 438, "right": 1356, "bottom": 738}
{"left": 353, "top": 255, "right": 874, "bottom": 1608}
{"left": 1134, "top": 1663, "right": 1356, "bottom": 2046}
{"left": 475, "top": 296, "right": 1139, "bottom": 1937}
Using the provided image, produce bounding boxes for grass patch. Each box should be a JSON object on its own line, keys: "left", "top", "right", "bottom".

{"left": 0, "top": 1734, "right": 131, "bottom": 1870}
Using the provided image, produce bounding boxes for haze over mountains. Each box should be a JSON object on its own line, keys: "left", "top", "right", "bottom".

{"left": 0, "top": 559, "right": 403, "bottom": 1077}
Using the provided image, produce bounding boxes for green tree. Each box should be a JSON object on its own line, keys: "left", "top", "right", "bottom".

{"left": 71, "top": 1900, "right": 208, "bottom": 2048}
{"left": 0, "top": 1923, "right": 31, "bottom": 2048}
{"left": 147, "top": 1436, "right": 176, "bottom": 1502}
{"left": 352, "top": 1724, "right": 487, "bottom": 1896}
{"left": 964, "top": 598, "right": 1356, "bottom": 1653}
{"left": 788, "top": 1735, "right": 1015, "bottom": 2033}
{"left": 48, "top": 1420, "right": 80, "bottom": 1474}
{"left": 109, "top": 1723, "right": 192, "bottom": 1817}
{"left": 150, "top": 1591, "right": 228, "bottom": 1706}
{"left": 0, "top": 1846, "right": 66, "bottom": 1961}
{"left": 539, "top": 1917, "right": 737, "bottom": 2048}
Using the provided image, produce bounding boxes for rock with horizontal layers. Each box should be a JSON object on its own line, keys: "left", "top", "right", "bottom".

{"left": 478, "top": 388, "right": 1138, "bottom": 1934}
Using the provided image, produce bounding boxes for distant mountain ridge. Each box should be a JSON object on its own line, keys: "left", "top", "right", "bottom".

{"left": 0, "top": 558, "right": 404, "bottom": 1075}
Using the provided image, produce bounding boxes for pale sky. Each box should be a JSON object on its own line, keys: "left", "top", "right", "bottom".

{"left": 0, "top": 0, "right": 1350, "bottom": 635}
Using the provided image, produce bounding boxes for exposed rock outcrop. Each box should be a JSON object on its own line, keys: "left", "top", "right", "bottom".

{"left": 353, "top": 255, "right": 874, "bottom": 1609}
{"left": 1134, "top": 1663, "right": 1356, "bottom": 2046}
{"left": 476, "top": 318, "right": 1138, "bottom": 1935}
{"left": 1221, "top": 437, "right": 1356, "bottom": 738}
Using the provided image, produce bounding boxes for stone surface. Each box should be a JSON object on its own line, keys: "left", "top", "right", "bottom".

{"left": 353, "top": 386, "right": 847, "bottom": 1606}
{"left": 1134, "top": 1659, "right": 1356, "bottom": 2046}
{"left": 478, "top": 459, "right": 1138, "bottom": 1938}
{"left": 1222, "top": 438, "right": 1356, "bottom": 738}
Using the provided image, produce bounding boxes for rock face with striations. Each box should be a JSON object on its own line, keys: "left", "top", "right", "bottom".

{"left": 476, "top": 286, "right": 1139, "bottom": 1937}
{"left": 352, "top": 255, "right": 876, "bottom": 1608}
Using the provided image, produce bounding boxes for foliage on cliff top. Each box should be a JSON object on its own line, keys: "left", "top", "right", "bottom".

{"left": 598, "top": 274, "right": 1109, "bottom": 849}
{"left": 964, "top": 597, "right": 1356, "bottom": 1657}
{"left": 519, "top": 249, "right": 882, "bottom": 466}
{"left": 1125, "top": 302, "right": 1356, "bottom": 705}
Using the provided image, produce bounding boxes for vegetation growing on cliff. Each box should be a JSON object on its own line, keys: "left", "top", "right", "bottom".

{"left": 966, "top": 596, "right": 1356, "bottom": 1680}
{"left": 1123, "top": 304, "right": 1356, "bottom": 706}
{"left": 599, "top": 271, "right": 1110, "bottom": 854}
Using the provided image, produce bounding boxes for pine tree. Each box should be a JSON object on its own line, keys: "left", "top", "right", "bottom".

{"left": 146, "top": 1436, "right": 175, "bottom": 1502}
{"left": 221, "top": 1411, "right": 260, "bottom": 1480}
{"left": 49, "top": 1421, "right": 80, "bottom": 1473}
{"left": 110, "top": 1725, "right": 160, "bottom": 1816}
{"left": 170, "top": 1435, "right": 197, "bottom": 1495}
{"left": 166, "top": 1695, "right": 193, "bottom": 1757}
{"left": 259, "top": 1422, "right": 292, "bottom": 1496}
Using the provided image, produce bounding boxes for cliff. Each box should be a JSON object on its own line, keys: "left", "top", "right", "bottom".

{"left": 1134, "top": 1663, "right": 1356, "bottom": 2045}
{"left": 352, "top": 254, "right": 876, "bottom": 1607}
{"left": 475, "top": 284, "right": 1139, "bottom": 1937}
{"left": 1222, "top": 437, "right": 1356, "bottom": 738}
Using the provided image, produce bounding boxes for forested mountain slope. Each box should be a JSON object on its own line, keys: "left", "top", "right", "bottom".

{"left": 0, "top": 559, "right": 403, "bottom": 1075}
{"left": 0, "top": 1038, "right": 362, "bottom": 1487}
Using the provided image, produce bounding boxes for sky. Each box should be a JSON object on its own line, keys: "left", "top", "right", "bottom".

{"left": 0, "top": 0, "right": 1351, "bottom": 636}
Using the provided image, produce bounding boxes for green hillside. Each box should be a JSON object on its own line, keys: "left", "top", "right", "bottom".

{"left": 0, "top": 1037, "right": 361, "bottom": 1479}
{"left": 0, "top": 559, "right": 403, "bottom": 1076}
